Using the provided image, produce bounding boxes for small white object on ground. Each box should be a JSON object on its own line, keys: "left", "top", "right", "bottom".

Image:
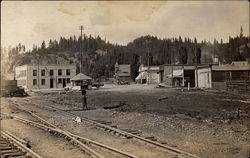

{"left": 75, "top": 116, "right": 81, "bottom": 123}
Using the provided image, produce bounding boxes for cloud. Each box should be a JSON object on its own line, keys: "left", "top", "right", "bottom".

{"left": 1, "top": 1, "right": 249, "bottom": 50}
{"left": 58, "top": 2, "right": 86, "bottom": 16}
{"left": 90, "top": 15, "right": 111, "bottom": 25}
{"left": 97, "top": 1, "right": 166, "bottom": 22}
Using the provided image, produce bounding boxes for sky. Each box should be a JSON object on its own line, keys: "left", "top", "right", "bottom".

{"left": 1, "top": 1, "right": 249, "bottom": 51}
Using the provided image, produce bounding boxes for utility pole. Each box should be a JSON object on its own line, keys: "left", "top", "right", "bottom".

{"left": 146, "top": 39, "right": 151, "bottom": 85}
{"left": 182, "top": 64, "right": 184, "bottom": 88}
{"left": 79, "top": 25, "right": 84, "bottom": 73}
{"left": 171, "top": 46, "right": 174, "bottom": 87}
{"left": 147, "top": 46, "right": 150, "bottom": 85}
{"left": 195, "top": 47, "right": 198, "bottom": 88}
{"left": 37, "top": 54, "right": 40, "bottom": 89}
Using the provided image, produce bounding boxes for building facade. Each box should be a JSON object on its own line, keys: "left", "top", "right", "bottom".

{"left": 160, "top": 64, "right": 196, "bottom": 87}
{"left": 114, "top": 62, "right": 131, "bottom": 83}
{"left": 15, "top": 64, "right": 76, "bottom": 89}
{"left": 197, "top": 65, "right": 212, "bottom": 89}
{"left": 211, "top": 61, "right": 250, "bottom": 90}
{"left": 136, "top": 65, "right": 161, "bottom": 84}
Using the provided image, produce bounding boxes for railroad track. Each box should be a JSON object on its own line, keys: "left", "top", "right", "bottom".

{"left": 9, "top": 99, "right": 202, "bottom": 158}
{"left": 0, "top": 131, "right": 42, "bottom": 158}
{"left": 2, "top": 108, "right": 138, "bottom": 158}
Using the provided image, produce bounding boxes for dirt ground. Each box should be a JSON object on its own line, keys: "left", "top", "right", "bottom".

{"left": 1, "top": 84, "right": 250, "bottom": 158}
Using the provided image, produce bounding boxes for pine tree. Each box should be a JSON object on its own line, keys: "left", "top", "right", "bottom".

{"left": 41, "top": 41, "right": 46, "bottom": 50}
{"left": 240, "top": 26, "right": 243, "bottom": 38}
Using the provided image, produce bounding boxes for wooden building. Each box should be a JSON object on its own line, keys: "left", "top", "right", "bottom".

{"left": 159, "top": 64, "right": 196, "bottom": 87}
{"left": 135, "top": 65, "right": 161, "bottom": 84}
{"left": 197, "top": 65, "right": 212, "bottom": 89}
{"left": 211, "top": 61, "right": 250, "bottom": 90}
{"left": 114, "top": 62, "right": 131, "bottom": 83}
{"left": 15, "top": 64, "right": 76, "bottom": 90}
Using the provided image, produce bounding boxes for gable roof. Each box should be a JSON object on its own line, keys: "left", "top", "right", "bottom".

{"left": 212, "top": 61, "right": 250, "bottom": 71}
{"left": 71, "top": 73, "right": 92, "bottom": 81}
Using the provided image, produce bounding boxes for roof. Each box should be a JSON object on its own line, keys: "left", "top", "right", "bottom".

{"left": 16, "top": 64, "right": 76, "bottom": 68}
{"left": 231, "top": 61, "right": 249, "bottom": 67}
{"left": 159, "top": 64, "right": 206, "bottom": 70}
{"left": 139, "top": 64, "right": 160, "bottom": 72}
{"left": 71, "top": 73, "right": 92, "bottom": 81}
{"left": 212, "top": 61, "right": 250, "bottom": 71}
{"left": 135, "top": 72, "right": 147, "bottom": 80}
{"left": 116, "top": 65, "right": 131, "bottom": 77}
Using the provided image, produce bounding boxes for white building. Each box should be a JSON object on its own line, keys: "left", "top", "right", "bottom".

{"left": 15, "top": 64, "right": 76, "bottom": 90}
{"left": 136, "top": 64, "right": 161, "bottom": 84}
{"left": 197, "top": 65, "right": 212, "bottom": 89}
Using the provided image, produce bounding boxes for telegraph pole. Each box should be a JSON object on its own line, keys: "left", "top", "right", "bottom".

{"left": 171, "top": 46, "right": 174, "bottom": 87}
{"left": 147, "top": 47, "right": 150, "bottom": 84}
{"left": 79, "top": 25, "right": 84, "bottom": 73}
{"left": 37, "top": 54, "right": 40, "bottom": 89}
{"left": 195, "top": 47, "right": 198, "bottom": 88}
{"left": 146, "top": 40, "right": 151, "bottom": 84}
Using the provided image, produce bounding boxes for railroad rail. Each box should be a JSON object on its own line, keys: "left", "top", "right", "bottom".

{"left": 1, "top": 131, "right": 42, "bottom": 158}
{"left": 10, "top": 99, "right": 202, "bottom": 158}
{"left": 2, "top": 109, "right": 138, "bottom": 158}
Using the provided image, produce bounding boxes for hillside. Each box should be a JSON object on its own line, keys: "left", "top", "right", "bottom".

{"left": 2, "top": 33, "right": 249, "bottom": 80}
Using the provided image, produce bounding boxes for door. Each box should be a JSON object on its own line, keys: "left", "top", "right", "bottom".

{"left": 50, "top": 79, "right": 54, "bottom": 88}
{"left": 63, "top": 79, "right": 66, "bottom": 87}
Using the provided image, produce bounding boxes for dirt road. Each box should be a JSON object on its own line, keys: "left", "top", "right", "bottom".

{"left": 1, "top": 84, "right": 250, "bottom": 158}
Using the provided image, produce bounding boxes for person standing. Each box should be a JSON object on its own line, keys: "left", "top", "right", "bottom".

{"left": 81, "top": 86, "right": 88, "bottom": 110}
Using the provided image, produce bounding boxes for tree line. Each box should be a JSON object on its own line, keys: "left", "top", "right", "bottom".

{"left": 2, "top": 27, "right": 249, "bottom": 80}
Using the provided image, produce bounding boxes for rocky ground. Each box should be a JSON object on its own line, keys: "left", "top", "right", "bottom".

{"left": 1, "top": 84, "right": 250, "bottom": 158}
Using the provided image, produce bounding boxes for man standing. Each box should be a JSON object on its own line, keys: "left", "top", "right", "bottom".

{"left": 81, "top": 86, "right": 88, "bottom": 110}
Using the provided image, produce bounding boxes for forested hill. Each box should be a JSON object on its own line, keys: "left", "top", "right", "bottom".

{"left": 2, "top": 31, "right": 249, "bottom": 80}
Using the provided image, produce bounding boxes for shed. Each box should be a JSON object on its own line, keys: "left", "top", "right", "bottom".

{"left": 71, "top": 73, "right": 92, "bottom": 86}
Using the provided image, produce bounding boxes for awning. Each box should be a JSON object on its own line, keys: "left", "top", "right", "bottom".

{"left": 167, "top": 70, "right": 183, "bottom": 78}
{"left": 71, "top": 73, "right": 92, "bottom": 81}
{"left": 136, "top": 72, "right": 147, "bottom": 80}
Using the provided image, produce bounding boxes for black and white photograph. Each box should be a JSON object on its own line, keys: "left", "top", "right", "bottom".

{"left": 1, "top": 1, "right": 250, "bottom": 158}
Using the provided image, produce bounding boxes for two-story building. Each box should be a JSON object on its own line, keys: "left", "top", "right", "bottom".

{"left": 15, "top": 64, "right": 76, "bottom": 90}
{"left": 135, "top": 64, "right": 161, "bottom": 84}
{"left": 114, "top": 62, "right": 131, "bottom": 83}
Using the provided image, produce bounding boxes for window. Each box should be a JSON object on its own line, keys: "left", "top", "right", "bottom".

{"left": 66, "top": 78, "right": 70, "bottom": 83}
{"left": 225, "top": 72, "right": 231, "bottom": 81}
{"left": 33, "top": 70, "right": 37, "bottom": 76}
{"left": 33, "top": 79, "right": 37, "bottom": 86}
{"left": 41, "top": 70, "right": 45, "bottom": 76}
{"left": 41, "top": 79, "right": 45, "bottom": 85}
{"left": 58, "top": 69, "right": 62, "bottom": 76}
{"left": 66, "top": 69, "right": 70, "bottom": 76}
{"left": 50, "top": 70, "right": 54, "bottom": 76}
{"left": 58, "top": 78, "right": 62, "bottom": 84}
